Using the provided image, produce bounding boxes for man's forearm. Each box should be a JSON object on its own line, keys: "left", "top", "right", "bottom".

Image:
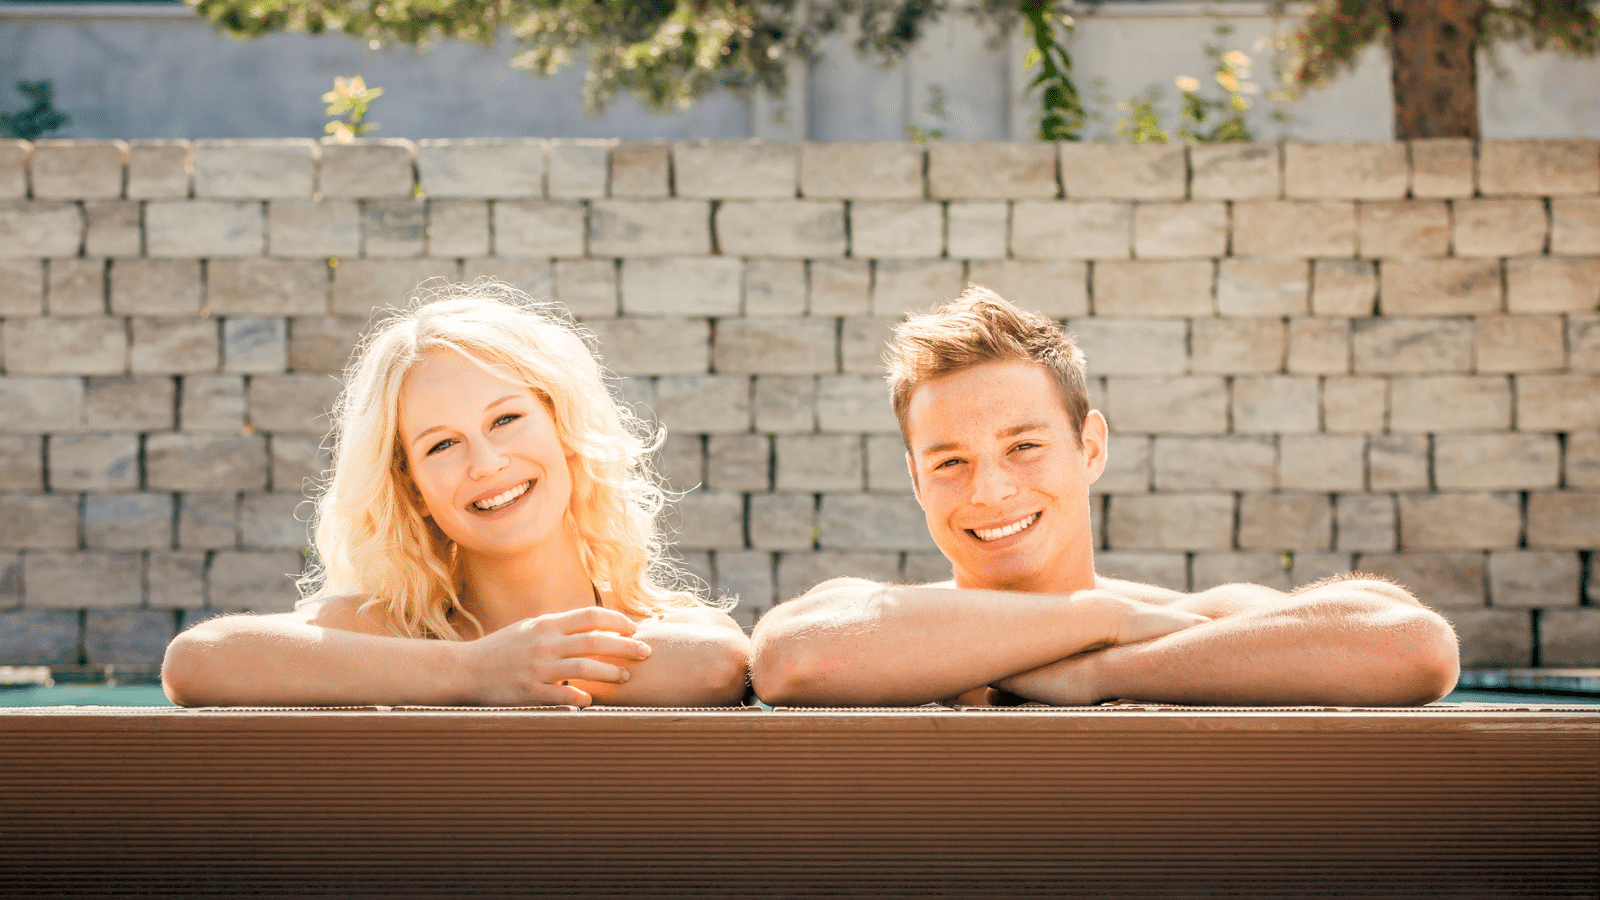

{"left": 998, "top": 581, "right": 1460, "bottom": 707}
{"left": 750, "top": 580, "right": 1204, "bottom": 706}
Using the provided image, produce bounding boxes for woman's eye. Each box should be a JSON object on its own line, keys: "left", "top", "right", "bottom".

{"left": 426, "top": 438, "right": 455, "bottom": 455}
{"left": 493, "top": 414, "right": 520, "bottom": 427}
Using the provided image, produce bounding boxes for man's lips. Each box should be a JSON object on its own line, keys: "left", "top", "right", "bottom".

{"left": 967, "top": 512, "right": 1040, "bottom": 543}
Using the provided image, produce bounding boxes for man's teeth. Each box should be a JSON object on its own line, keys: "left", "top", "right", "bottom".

{"left": 973, "top": 513, "right": 1038, "bottom": 542}
{"left": 473, "top": 481, "right": 530, "bottom": 511}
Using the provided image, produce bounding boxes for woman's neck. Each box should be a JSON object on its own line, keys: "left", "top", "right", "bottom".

{"left": 455, "top": 530, "right": 595, "bottom": 636}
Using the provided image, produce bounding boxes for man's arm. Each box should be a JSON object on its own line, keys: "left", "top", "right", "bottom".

{"left": 994, "top": 576, "right": 1460, "bottom": 707}
{"left": 161, "top": 598, "right": 748, "bottom": 707}
{"left": 748, "top": 578, "right": 1208, "bottom": 706}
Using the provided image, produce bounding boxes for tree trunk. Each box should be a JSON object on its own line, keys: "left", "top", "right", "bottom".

{"left": 1388, "top": 0, "right": 1481, "bottom": 139}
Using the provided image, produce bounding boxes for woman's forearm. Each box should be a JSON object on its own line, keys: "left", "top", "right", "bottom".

{"left": 582, "top": 619, "right": 751, "bottom": 707}
{"left": 161, "top": 615, "right": 471, "bottom": 707}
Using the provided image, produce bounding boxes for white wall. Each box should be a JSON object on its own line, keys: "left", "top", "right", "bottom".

{"left": 1, "top": 1, "right": 1597, "bottom": 141}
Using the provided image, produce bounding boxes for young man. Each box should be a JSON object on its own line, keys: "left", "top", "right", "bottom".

{"left": 750, "top": 287, "right": 1459, "bottom": 707}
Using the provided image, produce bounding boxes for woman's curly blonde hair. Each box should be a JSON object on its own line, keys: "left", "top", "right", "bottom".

{"left": 299, "top": 279, "right": 705, "bottom": 639}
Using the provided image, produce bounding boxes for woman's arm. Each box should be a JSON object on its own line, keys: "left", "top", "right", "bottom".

{"left": 576, "top": 607, "right": 752, "bottom": 707}
{"left": 161, "top": 598, "right": 650, "bottom": 707}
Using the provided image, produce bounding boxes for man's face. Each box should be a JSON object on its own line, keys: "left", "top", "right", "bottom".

{"left": 904, "top": 359, "right": 1107, "bottom": 594}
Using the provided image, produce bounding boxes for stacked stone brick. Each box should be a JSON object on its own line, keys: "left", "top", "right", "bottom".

{"left": 0, "top": 136, "right": 1595, "bottom": 673}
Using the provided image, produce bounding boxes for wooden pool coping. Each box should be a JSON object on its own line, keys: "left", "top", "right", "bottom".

{"left": 4, "top": 705, "right": 1597, "bottom": 897}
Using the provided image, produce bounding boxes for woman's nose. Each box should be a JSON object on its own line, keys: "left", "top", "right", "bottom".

{"left": 467, "top": 439, "right": 509, "bottom": 477}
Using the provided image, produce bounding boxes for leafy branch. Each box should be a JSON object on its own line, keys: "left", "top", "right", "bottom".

{"left": 1020, "top": 0, "right": 1085, "bottom": 141}
{"left": 322, "top": 75, "right": 383, "bottom": 143}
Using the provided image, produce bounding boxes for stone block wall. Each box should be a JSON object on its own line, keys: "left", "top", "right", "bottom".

{"left": 0, "top": 136, "right": 1596, "bottom": 673}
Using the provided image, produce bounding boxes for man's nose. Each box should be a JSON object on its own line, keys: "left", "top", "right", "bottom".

{"left": 969, "top": 458, "right": 1019, "bottom": 507}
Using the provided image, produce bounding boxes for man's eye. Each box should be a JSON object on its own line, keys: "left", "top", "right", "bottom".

{"left": 1012, "top": 442, "right": 1040, "bottom": 452}
{"left": 933, "top": 457, "right": 963, "bottom": 470}
{"left": 426, "top": 438, "right": 456, "bottom": 455}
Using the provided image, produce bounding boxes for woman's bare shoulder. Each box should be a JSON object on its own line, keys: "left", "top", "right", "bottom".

{"left": 285, "top": 594, "right": 396, "bottom": 636}
{"left": 654, "top": 603, "right": 745, "bottom": 633}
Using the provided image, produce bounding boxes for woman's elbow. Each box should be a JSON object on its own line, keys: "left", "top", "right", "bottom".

{"left": 696, "top": 633, "right": 752, "bottom": 706}
{"left": 160, "top": 627, "right": 215, "bottom": 707}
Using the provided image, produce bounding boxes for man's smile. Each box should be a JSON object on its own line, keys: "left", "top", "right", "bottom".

{"left": 968, "top": 512, "right": 1040, "bottom": 543}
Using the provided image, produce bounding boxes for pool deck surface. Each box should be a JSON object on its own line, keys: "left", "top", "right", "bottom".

{"left": 2, "top": 702, "right": 1595, "bottom": 898}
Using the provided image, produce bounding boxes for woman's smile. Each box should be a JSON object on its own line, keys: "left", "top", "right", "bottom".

{"left": 471, "top": 479, "right": 533, "bottom": 513}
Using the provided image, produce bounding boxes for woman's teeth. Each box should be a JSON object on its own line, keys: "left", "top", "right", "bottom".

{"left": 473, "top": 481, "right": 530, "bottom": 512}
{"left": 973, "top": 513, "right": 1038, "bottom": 542}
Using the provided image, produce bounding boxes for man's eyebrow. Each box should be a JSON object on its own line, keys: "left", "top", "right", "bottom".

{"left": 917, "top": 422, "right": 1051, "bottom": 457}
{"left": 405, "top": 393, "right": 523, "bottom": 446}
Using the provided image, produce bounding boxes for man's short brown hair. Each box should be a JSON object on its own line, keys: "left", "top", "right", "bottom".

{"left": 886, "top": 285, "right": 1090, "bottom": 446}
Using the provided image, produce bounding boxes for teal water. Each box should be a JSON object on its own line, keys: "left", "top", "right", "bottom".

{"left": 0, "top": 683, "right": 174, "bottom": 707}
{"left": 0, "top": 684, "right": 1597, "bottom": 708}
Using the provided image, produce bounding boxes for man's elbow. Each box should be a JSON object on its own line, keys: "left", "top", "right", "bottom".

{"left": 1367, "top": 606, "right": 1460, "bottom": 706}
{"left": 748, "top": 624, "right": 835, "bottom": 707}
{"left": 1357, "top": 579, "right": 1461, "bottom": 702}
{"left": 1401, "top": 610, "right": 1461, "bottom": 704}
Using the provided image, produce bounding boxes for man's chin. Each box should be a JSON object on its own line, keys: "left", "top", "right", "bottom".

{"left": 952, "top": 561, "right": 1047, "bottom": 594}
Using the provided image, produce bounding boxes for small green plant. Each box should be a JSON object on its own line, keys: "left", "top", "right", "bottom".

{"left": 1115, "top": 88, "right": 1170, "bottom": 143}
{"left": 1021, "top": 1, "right": 1085, "bottom": 141}
{"left": 1175, "top": 26, "right": 1257, "bottom": 143}
{"left": 0, "top": 80, "right": 69, "bottom": 141}
{"left": 906, "top": 84, "right": 946, "bottom": 144}
{"left": 1115, "top": 23, "right": 1262, "bottom": 144}
{"left": 322, "top": 75, "right": 382, "bottom": 143}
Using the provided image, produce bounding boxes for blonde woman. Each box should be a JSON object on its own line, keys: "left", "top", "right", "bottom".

{"left": 162, "top": 281, "right": 750, "bottom": 707}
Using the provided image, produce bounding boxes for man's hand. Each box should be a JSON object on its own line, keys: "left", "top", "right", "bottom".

{"left": 1100, "top": 592, "right": 1211, "bottom": 646}
{"left": 995, "top": 577, "right": 1460, "bottom": 707}
{"left": 979, "top": 594, "right": 1208, "bottom": 706}
{"left": 461, "top": 606, "right": 651, "bottom": 707}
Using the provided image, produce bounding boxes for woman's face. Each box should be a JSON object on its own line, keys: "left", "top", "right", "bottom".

{"left": 397, "top": 350, "right": 574, "bottom": 560}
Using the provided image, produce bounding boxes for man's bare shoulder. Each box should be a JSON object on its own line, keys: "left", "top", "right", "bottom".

{"left": 1092, "top": 575, "right": 1189, "bottom": 606}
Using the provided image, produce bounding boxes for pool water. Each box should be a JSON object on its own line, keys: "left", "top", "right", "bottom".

{"left": 1, "top": 684, "right": 1597, "bottom": 707}
{"left": 1, "top": 683, "right": 173, "bottom": 707}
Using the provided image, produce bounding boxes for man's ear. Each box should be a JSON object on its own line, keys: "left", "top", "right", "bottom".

{"left": 1081, "top": 409, "right": 1109, "bottom": 485}
{"left": 906, "top": 451, "right": 922, "bottom": 508}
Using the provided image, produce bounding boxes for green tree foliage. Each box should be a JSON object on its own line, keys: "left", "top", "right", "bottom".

{"left": 1270, "top": 0, "right": 1599, "bottom": 137}
{"left": 190, "top": 0, "right": 969, "bottom": 113}
{"left": 1276, "top": 0, "right": 1599, "bottom": 88}
{"left": 0, "top": 80, "right": 69, "bottom": 141}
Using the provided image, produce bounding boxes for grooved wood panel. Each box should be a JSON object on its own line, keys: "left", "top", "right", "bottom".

{"left": 2, "top": 706, "right": 1596, "bottom": 897}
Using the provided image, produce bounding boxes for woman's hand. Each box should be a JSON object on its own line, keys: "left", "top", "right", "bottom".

{"left": 460, "top": 606, "right": 652, "bottom": 707}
